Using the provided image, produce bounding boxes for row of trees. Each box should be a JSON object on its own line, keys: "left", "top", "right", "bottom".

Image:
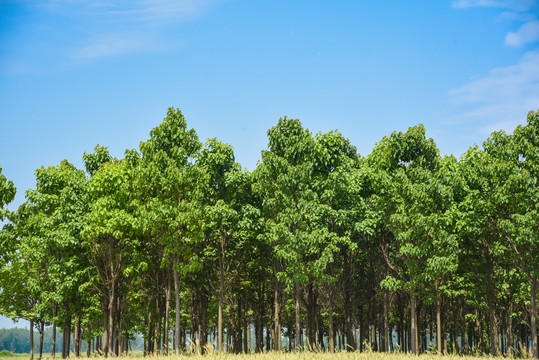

{"left": 0, "top": 108, "right": 538, "bottom": 358}
{"left": 0, "top": 328, "right": 146, "bottom": 354}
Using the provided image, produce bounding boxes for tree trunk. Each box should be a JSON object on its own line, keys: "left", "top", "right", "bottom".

{"left": 344, "top": 275, "right": 356, "bottom": 351}
{"left": 507, "top": 300, "right": 514, "bottom": 356}
{"left": 328, "top": 286, "right": 335, "bottom": 353}
{"left": 173, "top": 263, "right": 181, "bottom": 355}
{"left": 307, "top": 282, "right": 317, "bottom": 350}
{"left": 317, "top": 302, "right": 324, "bottom": 351}
{"left": 218, "top": 250, "right": 224, "bottom": 352}
{"left": 108, "top": 282, "right": 115, "bottom": 358}
{"left": 29, "top": 319, "right": 34, "bottom": 360}
{"left": 485, "top": 246, "right": 499, "bottom": 356}
{"left": 38, "top": 321, "right": 44, "bottom": 360}
{"left": 147, "top": 310, "right": 153, "bottom": 355}
{"left": 295, "top": 284, "right": 301, "bottom": 351}
{"left": 530, "top": 273, "right": 538, "bottom": 359}
{"left": 410, "top": 291, "right": 418, "bottom": 355}
{"left": 247, "top": 320, "right": 252, "bottom": 353}
{"left": 255, "top": 287, "right": 263, "bottom": 353}
{"left": 435, "top": 281, "right": 442, "bottom": 354}
{"left": 74, "top": 317, "right": 80, "bottom": 358}
{"left": 103, "top": 300, "right": 109, "bottom": 358}
{"left": 474, "top": 309, "right": 483, "bottom": 352}
{"left": 199, "top": 292, "right": 208, "bottom": 352}
{"left": 64, "top": 316, "right": 71, "bottom": 359}
{"left": 52, "top": 302, "right": 57, "bottom": 359}
{"left": 382, "top": 290, "right": 389, "bottom": 352}
{"left": 154, "top": 297, "right": 161, "bottom": 355}
{"left": 273, "top": 278, "right": 281, "bottom": 351}
{"left": 164, "top": 270, "right": 171, "bottom": 356}
{"left": 117, "top": 305, "right": 122, "bottom": 356}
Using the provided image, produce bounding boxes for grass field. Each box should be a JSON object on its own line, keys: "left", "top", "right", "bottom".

{"left": 0, "top": 352, "right": 534, "bottom": 360}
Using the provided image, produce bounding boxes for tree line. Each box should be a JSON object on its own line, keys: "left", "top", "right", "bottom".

{"left": 0, "top": 108, "right": 537, "bottom": 359}
{"left": 0, "top": 328, "right": 146, "bottom": 354}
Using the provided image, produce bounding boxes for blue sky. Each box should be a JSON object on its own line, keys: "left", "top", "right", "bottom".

{"left": 1, "top": 0, "right": 539, "bottom": 327}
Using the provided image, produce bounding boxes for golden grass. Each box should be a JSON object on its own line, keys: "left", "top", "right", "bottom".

{"left": 0, "top": 352, "right": 530, "bottom": 360}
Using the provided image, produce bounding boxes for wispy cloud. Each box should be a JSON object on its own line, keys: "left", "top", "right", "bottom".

{"left": 9, "top": 0, "right": 222, "bottom": 65}
{"left": 73, "top": 32, "right": 168, "bottom": 60}
{"left": 451, "top": 0, "right": 538, "bottom": 11}
{"left": 449, "top": 0, "right": 539, "bottom": 136}
{"left": 452, "top": 0, "right": 539, "bottom": 49}
{"left": 448, "top": 50, "right": 539, "bottom": 134}
{"left": 33, "top": 0, "right": 219, "bottom": 23}
{"left": 505, "top": 20, "right": 539, "bottom": 46}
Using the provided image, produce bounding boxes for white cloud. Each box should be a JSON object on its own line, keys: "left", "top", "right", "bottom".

{"left": 505, "top": 20, "right": 539, "bottom": 46}
{"left": 451, "top": 0, "right": 538, "bottom": 11}
{"left": 73, "top": 32, "right": 168, "bottom": 59}
{"left": 448, "top": 50, "right": 539, "bottom": 134}
{"left": 102, "top": 0, "right": 219, "bottom": 23}
{"left": 23, "top": 0, "right": 222, "bottom": 61}
{"left": 33, "top": 0, "right": 219, "bottom": 22}
{"left": 499, "top": 11, "right": 537, "bottom": 22}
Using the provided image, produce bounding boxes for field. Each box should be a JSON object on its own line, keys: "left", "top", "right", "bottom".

{"left": 0, "top": 353, "right": 532, "bottom": 360}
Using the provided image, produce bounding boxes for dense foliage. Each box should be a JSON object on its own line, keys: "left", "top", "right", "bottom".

{"left": 0, "top": 108, "right": 538, "bottom": 359}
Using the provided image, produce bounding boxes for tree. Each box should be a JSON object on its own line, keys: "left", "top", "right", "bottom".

{"left": 82, "top": 158, "right": 138, "bottom": 358}
{"left": 0, "top": 164, "right": 15, "bottom": 213}
{"left": 253, "top": 117, "right": 317, "bottom": 351}
{"left": 197, "top": 138, "right": 241, "bottom": 353}
{"left": 24, "top": 161, "right": 90, "bottom": 359}
{"left": 138, "top": 107, "right": 202, "bottom": 355}
{"left": 497, "top": 110, "right": 539, "bottom": 359}
{"left": 369, "top": 124, "right": 443, "bottom": 355}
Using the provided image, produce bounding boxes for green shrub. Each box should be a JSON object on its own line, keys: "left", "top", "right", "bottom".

{"left": 0, "top": 350, "right": 13, "bottom": 357}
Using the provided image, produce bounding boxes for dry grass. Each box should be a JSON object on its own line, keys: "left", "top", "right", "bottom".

{"left": 1, "top": 352, "right": 531, "bottom": 360}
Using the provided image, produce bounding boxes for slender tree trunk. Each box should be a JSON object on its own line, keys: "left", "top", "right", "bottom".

{"left": 295, "top": 284, "right": 301, "bottom": 351}
{"left": 164, "top": 270, "right": 171, "bottom": 356}
{"left": 255, "top": 286, "right": 263, "bottom": 353}
{"left": 117, "top": 305, "right": 122, "bottom": 356}
{"left": 154, "top": 297, "right": 161, "bottom": 355}
{"left": 64, "top": 316, "right": 72, "bottom": 358}
{"left": 435, "top": 281, "right": 442, "bottom": 354}
{"left": 147, "top": 310, "right": 153, "bottom": 355}
{"left": 307, "top": 282, "right": 317, "bottom": 350}
{"left": 74, "top": 317, "right": 80, "bottom": 358}
{"left": 328, "top": 286, "right": 335, "bottom": 353}
{"left": 344, "top": 256, "right": 356, "bottom": 352}
{"left": 317, "top": 302, "right": 324, "bottom": 351}
{"left": 410, "top": 291, "right": 418, "bottom": 355}
{"left": 38, "top": 321, "right": 44, "bottom": 360}
{"left": 474, "top": 309, "right": 483, "bottom": 353}
{"left": 507, "top": 300, "right": 514, "bottom": 356}
{"left": 173, "top": 263, "right": 180, "bottom": 355}
{"left": 200, "top": 293, "right": 208, "bottom": 352}
{"left": 103, "top": 300, "right": 109, "bottom": 358}
{"left": 108, "top": 281, "right": 115, "bottom": 358}
{"left": 273, "top": 277, "right": 281, "bottom": 351}
{"left": 530, "top": 273, "right": 538, "bottom": 359}
{"left": 218, "top": 251, "right": 224, "bottom": 353}
{"left": 29, "top": 319, "right": 34, "bottom": 360}
{"left": 52, "top": 316, "right": 57, "bottom": 359}
{"left": 246, "top": 317, "right": 251, "bottom": 353}
{"left": 382, "top": 290, "right": 389, "bottom": 352}
{"left": 485, "top": 247, "right": 499, "bottom": 356}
